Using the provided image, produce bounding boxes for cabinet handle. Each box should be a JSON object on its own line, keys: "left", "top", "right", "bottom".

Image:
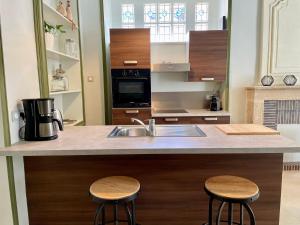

{"left": 201, "top": 77, "right": 215, "bottom": 81}
{"left": 125, "top": 110, "right": 139, "bottom": 114}
{"left": 124, "top": 60, "right": 138, "bottom": 65}
{"left": 164, "top": 118, "right": 179, "bottom": 122}
{"left": 204, "top": 117, "right": 218, "bottom": 121}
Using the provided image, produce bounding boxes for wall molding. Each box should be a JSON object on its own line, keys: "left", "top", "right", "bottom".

{"left": 259, "top": 0, "right": 300, "bottom": 83}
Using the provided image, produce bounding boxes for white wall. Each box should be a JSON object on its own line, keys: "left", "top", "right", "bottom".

{"left": 229, "top": 0, "right": 261, "bottom": 123}
{"left": 0, "top": 0, "right": 40, "bottom": 225}
{"left": 79, "top": 0, "right": 106, "bottom": 125}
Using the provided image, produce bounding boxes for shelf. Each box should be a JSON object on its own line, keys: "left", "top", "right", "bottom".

{"left": 151, "top": 63, "right": 191, "bottom": 73}
{"left": 46, "top": 49, "right": 80, "bottom": 62}
{"left": 50, "top": 89, "right": 81, "bottom": 96}
{"left": 64, "top": 119, "right": 84, "bottom": 127}
{"left": 43, "top": 2, "right": 77, "bottom": 29}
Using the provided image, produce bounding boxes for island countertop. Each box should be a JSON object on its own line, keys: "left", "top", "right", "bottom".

{"left": 0, "top": 125, "right": 299, "bottom": 156}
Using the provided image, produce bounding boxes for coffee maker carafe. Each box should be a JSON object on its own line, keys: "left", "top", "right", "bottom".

{"left": 22, "top": 98, "right": 63, "bottom": 141}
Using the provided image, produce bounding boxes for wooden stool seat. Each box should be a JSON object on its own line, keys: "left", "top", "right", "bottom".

{"left": 203, "top": 175, "right": 260, "bottom": 225}
{"left": 205, "top": 175, "right": 259, "bottom": 200}
{"left": 90, "top": 176, "right": 140, "bottom": 201}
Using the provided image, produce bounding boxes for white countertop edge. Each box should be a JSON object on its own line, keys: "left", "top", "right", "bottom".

{"left": 2, "top": 147, "right": 299, "bottom": 157}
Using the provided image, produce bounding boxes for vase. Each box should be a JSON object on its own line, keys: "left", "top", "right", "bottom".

{"left": 283, "top": 75, "right": 298, "bottom": 86}
{"left": 45, "top": 33, "right": 54, "bottom": 49}
{"left": 261, "top": 75, "right": 274, "bottom": 86}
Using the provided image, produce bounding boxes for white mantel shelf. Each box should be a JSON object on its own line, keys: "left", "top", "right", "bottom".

{"left": 246, "top": 85, "right": 300, "bottom": 90}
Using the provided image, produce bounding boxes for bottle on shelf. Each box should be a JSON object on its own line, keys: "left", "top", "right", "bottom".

{"left": 50, "top": 64, "right": 69, "bottom": 92}
{"left": 56, "top": 1, "right": 67, "bottom": 17}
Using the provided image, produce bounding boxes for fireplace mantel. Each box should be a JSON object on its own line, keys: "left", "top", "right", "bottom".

{"left": 246, "top": 86, "right": 300, "bottom": 125}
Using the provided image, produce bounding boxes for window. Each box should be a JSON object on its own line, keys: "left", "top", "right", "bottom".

{"left": 144, "top": 3, "right": 187, "bottom": 42}
{"left": 195, "top": 2, "right": 209, "bottom": 31}
{"left": 173, "top": 3, "right": 186, "bottom": 41}
{"left": 144, "top": 4, "right": 158, "bottom": 41}
{"left": 122, "top": 4, "right": 135, "bottom": 28}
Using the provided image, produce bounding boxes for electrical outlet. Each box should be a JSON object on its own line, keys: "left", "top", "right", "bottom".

{"left": 11, "top": 111, "right": 20, "bottom": 122}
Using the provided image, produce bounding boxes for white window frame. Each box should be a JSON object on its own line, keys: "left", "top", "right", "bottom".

{"left": 195, "top": 2, "right": 209, "bottom": 31}
{"left": 144, "top": 3, "right": 187, "bottom": 42}
{"left": 121, "top": 4, "right": 135, "bottom": 28}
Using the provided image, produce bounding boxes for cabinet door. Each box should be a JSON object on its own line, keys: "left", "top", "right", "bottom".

{"left": 112, "top": 108, "right": 152, "bottom": 125}
{"left": 154, "top": 116, "right": 230, "bottom": 124}
{"left": 110, "top": 29, "right": 151, "bottom": 69}
{"left": 189, "top": 30, "right": 228, "bottom": 82}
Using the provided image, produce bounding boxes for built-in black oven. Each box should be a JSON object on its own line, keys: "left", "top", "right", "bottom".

{"left": 112, "top": 69, "right": 151, "bottom": 108}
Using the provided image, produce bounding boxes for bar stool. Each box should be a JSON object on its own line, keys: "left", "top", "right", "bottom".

{"left": 90, "top": 176, "right": 140, "bottom": 225}
{"left": 203, "top": 175, "right": 259, "bottom": 225}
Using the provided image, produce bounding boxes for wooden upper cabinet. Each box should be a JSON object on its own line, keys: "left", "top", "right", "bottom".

{"left": 110, "top": 29, "right": 151, "bottom": 69}
{"left": 188, "top": 30, "right": 228, "bottom": 82}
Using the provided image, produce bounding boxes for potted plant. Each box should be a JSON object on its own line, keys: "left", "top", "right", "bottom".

{"left": 44, "top": 22, "right": 66, "bottom": 49}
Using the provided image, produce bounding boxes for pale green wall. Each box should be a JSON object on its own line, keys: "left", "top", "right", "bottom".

{"left": 0, "top": 99, "right": 14, "bottom": 225}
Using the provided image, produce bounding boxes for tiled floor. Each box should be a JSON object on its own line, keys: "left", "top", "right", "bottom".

{"left": 280, "top": 171, "right": 300, "bottom": 225}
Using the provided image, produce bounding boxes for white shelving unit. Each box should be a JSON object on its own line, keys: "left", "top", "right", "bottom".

{"left": 43, "top": 2, "right": 75, "bottom": 28}
{"left": 43, "top": 0, "right": 84, "bottom": 126}
{"left": 50, "top": 89, "right": 81, "bottom": 96}
{"left": 46, "top": 49, "right": 80, "bottom": 62}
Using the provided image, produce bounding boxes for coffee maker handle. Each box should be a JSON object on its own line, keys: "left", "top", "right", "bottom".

{"left": 53, "top": 119, "right": 64, "bottom": 131}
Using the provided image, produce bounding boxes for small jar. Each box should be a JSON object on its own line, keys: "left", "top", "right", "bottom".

{"left": 51, "top": 76, "right": 69, "bottom": 92}
{"left": 65, "top": 39, "right": 77, "bottom": 57}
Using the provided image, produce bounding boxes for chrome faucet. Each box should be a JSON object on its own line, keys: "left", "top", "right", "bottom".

{"left": 131, "top": 118, "right": 156, "bottom": 136}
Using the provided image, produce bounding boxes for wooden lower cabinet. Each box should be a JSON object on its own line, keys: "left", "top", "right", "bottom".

{"left": 24, "top": 154, "right": 283, "bottom": 225}
{"left": 112, "top": 108, "right": 152, "bottom": 125}
{"left": 153, "top": 116, "right": 230, "bottom": 124}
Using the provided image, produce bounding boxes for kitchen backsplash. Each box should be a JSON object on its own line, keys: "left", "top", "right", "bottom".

{"left": 152, "top": 92, "right": 216, "bottom": 109}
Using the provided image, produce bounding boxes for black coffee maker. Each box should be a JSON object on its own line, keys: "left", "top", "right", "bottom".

{"left": 21, "top": 98, "right": 63, "bottom": 141}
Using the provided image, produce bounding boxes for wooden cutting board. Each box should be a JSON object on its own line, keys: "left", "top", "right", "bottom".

{"left": 216, "top": 124, "right": 280, "bottom": 135}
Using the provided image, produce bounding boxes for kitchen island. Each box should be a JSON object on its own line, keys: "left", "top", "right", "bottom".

{"left": 1, "top": 125, "right": 299, "bottom": 225}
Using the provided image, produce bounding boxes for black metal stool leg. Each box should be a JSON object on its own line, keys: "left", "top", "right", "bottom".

{"left": 243, "top": 203, "right": 256, "bottom": 225}
{"left": 216, "top": 201, "right": 225, "bottom": 225}
{"left": 131, "top": 200, "right": 136, "bottom": 225}
{"left": 114, "top": 203, "right": 119, "bottom": 225}
{"left": 208, "top": 197, "right": 214, "bottom": 225}
{"left": 228, "top": 203, "right": 233, "bottom": 225}
{"left": 102, "top": 205, "right": 106, "bottom": 225}
{"left": 124, "top": 203, "right": 132, "bottom": 225}
{"left": 94, "top": 204, "right": 105, "bottom": 225}
{"left": 239, "top": 203, "right": 244, "bottom": 225}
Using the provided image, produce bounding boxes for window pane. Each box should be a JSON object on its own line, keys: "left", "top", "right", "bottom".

{"left": 144, "top": 4, "right": 157, "bottom": 23}
{"left": 159, "top": 3, "right": 171, "bottom": 23}
{"left": 195, "top": 23, "right": 208, "bottom": 31}
{"left": 173, "top": 24, "right": 186, "bottom": 41}
{"left": 144, "top": 24, "right": 158, "bottom": 41}
{"left": 195, "top": 2, "right": 208, "bottom": 22}
{"left": 122, "top": 4, "right": 135, "bottom": 24}
{"left": 158, "top": 24, "right": 171, "bottom": 41}
{"left": 173, "top": 3, "right": 186, "bottom": 23}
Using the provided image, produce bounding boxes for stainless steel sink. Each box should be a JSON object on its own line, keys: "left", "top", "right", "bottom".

{"left": 108, "top": 125, "right": 206, "bottom": 137}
